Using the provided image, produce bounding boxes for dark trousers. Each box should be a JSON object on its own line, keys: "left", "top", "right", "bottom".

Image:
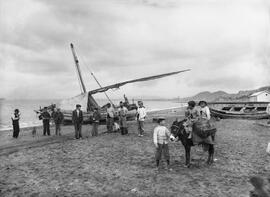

{"left": 43, "top": 120, "right": 50, "bottom": 135}
{"left": 120, "top": 127, "right": 128, "bottom": 135}
{"left": 155, "top": 143, "right": 170, "bottom": 162}
{"left": 138, "top": 121, "right": 144, "bottom": 135}
{"left": 74, "top": 122, "right": 82, "bottom": 139}
{"left": 12, "top": 122, "right": 20, "bottom": 138}
{"left": 120, "top": 117, "right": 128, "bottom": 135}
{"left": 106, "top": 118, "right": 114, "bottom": 133}
{"left": 91, "top": 122, "right": 99, "bottom": 136}
{"left": 55, "top": 123, "right": 61, "bottom": 136}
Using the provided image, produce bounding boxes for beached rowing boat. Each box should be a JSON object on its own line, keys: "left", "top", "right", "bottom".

{"left": 208, "top": 102, "right": 269, "bottom": 120}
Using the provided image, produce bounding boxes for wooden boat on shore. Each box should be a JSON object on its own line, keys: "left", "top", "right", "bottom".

{"left": 208, "top": 102, "right": 269, "bottom": 120}
{"left": 36, "top": 43, "right": 190, "bottom": 124}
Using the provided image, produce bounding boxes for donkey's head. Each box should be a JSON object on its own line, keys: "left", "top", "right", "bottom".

{"left": 170, "top": 119, "right": 186, "bottom": 141}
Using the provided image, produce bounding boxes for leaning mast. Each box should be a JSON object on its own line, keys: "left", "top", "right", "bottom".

{"left": 70, "top": 43, "right": 87, "bottom": 94}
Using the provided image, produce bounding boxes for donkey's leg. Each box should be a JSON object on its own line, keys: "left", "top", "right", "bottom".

{"left": 207, "top": 144, "right": 214, "bottom": 165}
{"left": 185, "top": 145, "right": 191, "bottom": 167}
{"left": 210, "top": 145, "right": 214, "bottom": 164}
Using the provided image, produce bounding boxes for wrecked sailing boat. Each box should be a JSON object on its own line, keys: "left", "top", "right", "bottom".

{"left": 36, "top": 43, "right": 190, "bottom": 124}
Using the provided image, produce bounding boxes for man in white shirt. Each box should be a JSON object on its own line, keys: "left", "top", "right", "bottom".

{"left": 106, "top": 103, "right": 115, "bottom": 133}
{"left": 137, "top": 101, "right": 146, "bottom": 137}
{"left": 119, "top": 101, "right": 128, "bottom": 135}
{"left": 153, "top": 117, "right": 171, "bottom": 171}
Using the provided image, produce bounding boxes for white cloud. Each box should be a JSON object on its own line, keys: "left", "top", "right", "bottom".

{"left": 0, "top": 0, "right": 270, "bottom": 99}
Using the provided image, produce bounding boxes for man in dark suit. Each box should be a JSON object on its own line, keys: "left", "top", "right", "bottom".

{"left": 41, "top": 107, "right": 51, "bottom": 136}
{"left": 72, "top": 104, "right": 83, "bottom": 139}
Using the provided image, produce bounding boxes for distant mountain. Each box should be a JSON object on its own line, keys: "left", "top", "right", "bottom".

{"left": 179, "top": 86, "right": 270, "bottom": 102}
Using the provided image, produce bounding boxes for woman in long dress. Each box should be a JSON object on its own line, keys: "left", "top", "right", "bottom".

{"left": 11, "top": 109, "right": 20, "bottom": 138}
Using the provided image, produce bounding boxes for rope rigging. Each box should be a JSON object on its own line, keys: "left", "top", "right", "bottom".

{"left": 79, "top": 52, "right": 114, "bottom": 106}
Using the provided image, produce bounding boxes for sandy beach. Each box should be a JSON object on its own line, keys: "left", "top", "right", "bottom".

{"left": 0, "top": 109, "right": 270, "bottom": 197}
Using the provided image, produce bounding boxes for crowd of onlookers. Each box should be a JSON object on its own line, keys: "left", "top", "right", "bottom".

{"left": 10, "top": 100, "right": 147, "bottom": 140}
{"left": 71, "top": 100, "right": 147, "bottom": 139}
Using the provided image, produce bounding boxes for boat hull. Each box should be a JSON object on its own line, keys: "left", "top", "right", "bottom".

{"left": 210, "top": 108, "right": 269, "bottom": 120}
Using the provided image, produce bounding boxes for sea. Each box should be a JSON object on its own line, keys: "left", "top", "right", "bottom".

{"left": 0, "top": 99, "right": 186, "bottom": 131}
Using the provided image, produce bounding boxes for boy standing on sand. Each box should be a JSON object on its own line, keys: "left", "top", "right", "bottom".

{"left": 91, "top": 107, "right": 101, "bottom": 137}
{"left": 137, "top": 101, "right": 146, "bottom": 137}
{"left": 153, "top": 117, "right": 172, "bottom": 171}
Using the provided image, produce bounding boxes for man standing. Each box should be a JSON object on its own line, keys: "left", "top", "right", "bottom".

{"left": 91, "top": 107, "right": 101, "bottom": 137}
{"left": 137, "top": 101, "right": 146, "bottom": 137}
{"left": 266, "top": 102, "right": 270, "bottom": 124}
{"left": 41, "top": 107, "right": 51, "bottom": 136}
{"left": 11, "top": 109, "right": 20, "bottom": 138}
{"left": 119, "top": 101, "right": 128, "bottom": 135}
{"left": 72, "top": 104, "right": 83, "bottom": 139}
{"left": 106, "top": 103, "right": 115, "bottom": 133}
{"left": 53, "top": 108, "right": 64, "bottom": 136}
{"left": 153, "top": 117, "right": 172, "bottom": 171}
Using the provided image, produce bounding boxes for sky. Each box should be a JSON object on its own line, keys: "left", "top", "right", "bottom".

{"left": 1, "top": 0, "right": 270, "bottom": 100}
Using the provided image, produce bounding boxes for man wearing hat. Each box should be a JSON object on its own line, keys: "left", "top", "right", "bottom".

{"left": 91, "top": 107, "right": 101, "bottom": 137}
{"left": 106, "top": 103, "right": 115, "bottom": 133}
{"left": 136, "top": 101, "right": 146, "bottom": 137}
{"left": 53, "top": 108, "right": 64, "bottom": 136}
{"left": 11, "top": 109, "right": 20, "bottom": 138}
{"left": 153, "top": 117, "right": 172, "bottom": 171}
{"left": 72, "top": 104, "right": 83, "bottom": 139}
{"left": 118, "top": 101, "right": 128, "bottom": 135}
{"left": 41, "top": 107, "right": 51, "bottom": 136}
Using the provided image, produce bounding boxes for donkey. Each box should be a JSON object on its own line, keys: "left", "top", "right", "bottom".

{"left": 170, "top": 119, "right": 215, "bottom": 167}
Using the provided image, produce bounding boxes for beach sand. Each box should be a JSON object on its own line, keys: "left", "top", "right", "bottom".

{"left": 0, "top": 109, "right": 270, "bottom": 197}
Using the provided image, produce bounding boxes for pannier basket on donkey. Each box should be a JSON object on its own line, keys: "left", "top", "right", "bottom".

{"left": 170, "top": 118, "right": 217, "bottom": 167}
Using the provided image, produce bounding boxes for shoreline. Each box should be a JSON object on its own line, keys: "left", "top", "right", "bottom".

{"left": 0, "top": 106, "right": 186, "bottom": 132}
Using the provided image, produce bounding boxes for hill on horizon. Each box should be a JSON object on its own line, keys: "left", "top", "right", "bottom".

{"left": 179, "top": 86, "right": 270, "bottom": 102}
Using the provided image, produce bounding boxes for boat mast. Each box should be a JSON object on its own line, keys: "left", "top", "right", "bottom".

{"left": 70, "top": 43, "right": 86, "bottom": 94}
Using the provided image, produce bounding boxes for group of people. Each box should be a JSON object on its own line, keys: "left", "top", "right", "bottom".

{"left": 10, "top": 100, "right": 147, "bottom": 139}
{"left": 105, "top": 100, "right": 146, "bottom": 136}
{"left": 40, "top": 107, "right": 64, "bottom": 136}
{"left": 153, "top": 100, "right": 211, "bottom": 170}
{"left": 11, "top": 99, "right": 212, "bottom": 172}
{"left": 72, "top": 100, "right": 147, "bottom": 139}
{"left": 10, "top": 107, "right": 64, "bottom": 138}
